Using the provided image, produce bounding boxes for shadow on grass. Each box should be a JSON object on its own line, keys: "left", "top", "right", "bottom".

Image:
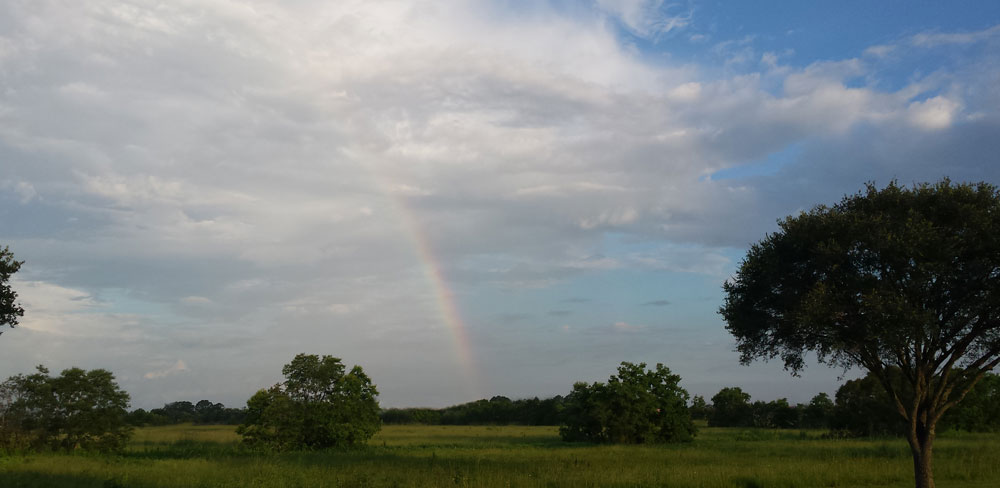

{"left": 0, "top": 472, "right": 156, "bottom": 488}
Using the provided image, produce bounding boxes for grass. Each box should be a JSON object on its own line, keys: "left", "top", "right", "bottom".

{"left": 0, "top": 424, "right": 998, "bottom": 487}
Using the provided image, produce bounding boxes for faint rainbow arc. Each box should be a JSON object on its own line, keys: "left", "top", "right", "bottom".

{"left": 384, "top": 190, "right": 483, "bottom": 399}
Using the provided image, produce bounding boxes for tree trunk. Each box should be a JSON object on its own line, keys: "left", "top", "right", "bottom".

{"left": 908, "top": 421, "right": 935, "bottom": 488}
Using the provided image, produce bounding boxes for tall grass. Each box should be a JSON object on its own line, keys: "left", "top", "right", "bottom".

{"left": 0, "top": 424, "right": 997, "bottom": 487}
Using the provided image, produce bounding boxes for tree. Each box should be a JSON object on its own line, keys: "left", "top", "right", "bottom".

{"left": 720, "top": 180, "right": 1000, "bottom": 488}
{"left": 0, "top": 246, "right": 24, "bottom": 335}
{"left": 238, "top": 354, "right": 380, "bottom": 450}
{"left": 708, "top": 387, "right": 752, "bottom": 427}
{"left": 831, "top": 371, "right": 905, "bottom": 437}
{"left": 0, "top": 366, "right": 132, "bottom": 452}
{"left": 941, "top": 373, "right": 1000, "bottom": 432}
{"left": 560, "top": 362, "right": 695, "bottom": 444}
{"left": 689, "top": 395, "right": 712, "bottom": 421}
{"left": 801, "top": 392, "right": 834, "bottom": 429}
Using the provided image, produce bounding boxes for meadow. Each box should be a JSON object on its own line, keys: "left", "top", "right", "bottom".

{"left": 1, "top": 424, "right": 998, "bottom": 488}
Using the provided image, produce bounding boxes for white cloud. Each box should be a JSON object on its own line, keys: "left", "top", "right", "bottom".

{"left": 906, "top": 96, "right": 962, "bottom": 130}
{"left": 910, "top": 24, "right": 1000, "bottom": 47}
{"left": 596, "top": 0, "right": 692, "bottom": 39}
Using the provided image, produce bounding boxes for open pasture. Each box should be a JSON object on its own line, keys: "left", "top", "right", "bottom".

{"left": 1, "top": 424, "right": 998, "bottom": 487}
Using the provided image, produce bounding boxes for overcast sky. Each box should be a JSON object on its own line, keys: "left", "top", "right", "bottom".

{"left": 1, "top": 0, "right": 999, "bottom": 409}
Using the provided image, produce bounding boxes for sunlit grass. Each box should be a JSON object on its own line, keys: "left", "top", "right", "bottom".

{"left": 0, "top": 424, "right": 998, "bottom": 487}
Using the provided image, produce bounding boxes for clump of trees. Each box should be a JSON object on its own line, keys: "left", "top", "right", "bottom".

{"left": 559, "top": 362, "right": 695, "bottom": 444}
{"left": 0, "top": 366, "right": 132, "bottom": 452}
{"left": 705, "top": 386, "right": 822, "bottom": 429}
{"left": 721, "top": 180, "right": 1000, "bottom": 488}
{"left": 381, "top": 396, "right": 565, "bottom": 426}
{"left": 237, "top": 354, "right": 381, "bottom": 450}
{"left": 127, "top": 400, "right": 247, "bottom": 426}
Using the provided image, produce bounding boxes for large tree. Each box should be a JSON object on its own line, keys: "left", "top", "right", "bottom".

{"left": 720, "top": 180, "right": 1000, "bottom": 488}
{"left": 0, "top": 246, "right": 24, "bottom": 335}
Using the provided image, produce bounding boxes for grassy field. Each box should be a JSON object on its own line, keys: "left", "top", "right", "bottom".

{"left": 1, "top": 424, "right": 999, "bottom": 487}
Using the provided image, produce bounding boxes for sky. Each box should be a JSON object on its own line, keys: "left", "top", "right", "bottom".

{"left": 1, "top": 0, "right": 999, "bottom": 410}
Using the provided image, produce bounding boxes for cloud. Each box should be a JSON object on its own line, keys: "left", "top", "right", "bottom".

{"left": 596, "top": 0, "right": 692, "bottom": 40}
{"left": 0, "top": 2, "right": 997, "bottom": 407}
{"left": 612, "top": 321, "right": 643, "bottom": 332}
{"left": 144, "top": 359, "right": 189, "bottom": 380}
{"left": 910, "top": 24, "right": 1000, "bottom": 47}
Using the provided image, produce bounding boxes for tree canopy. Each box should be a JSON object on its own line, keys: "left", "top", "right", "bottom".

{"left": 559, "top": 362, "right": 695, "bottom": 444}
{"left": 720, "top": 180, "right": 1000, "bottom": 488}
{"left": 238, "top": 354, "right": 380, "bottom": 450}
{"left": 0, "top": 246, "right": 24, "bottom": 335}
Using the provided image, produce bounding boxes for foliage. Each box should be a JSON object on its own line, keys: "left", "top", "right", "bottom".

{"left": 801, "top": 392, "right": 834, "bottom": 429}
{"left": 0, "top": 365, "right": 132, "bottom": 452}
{"left": 721, "top": 180, "right": 1000, "bottom": 487}
{"left": 709, "top": 387, "right": 752, "bottom": 427}
{"left": 559, "top": 362, "right": 695, "bottom": 444}
{"left": 831, "top": 372, "right": 906, "bottom": 437}
{"left": 0, "top": 246, "right": 24, "bottom": 335}
{"left": 127, "top": 400, "right": 246, "bottom": 426}
{"left": 689, "top": 395, "right": 712, "bottom": 421}
{"left": 942, "top": 373, "right": 1000, "bottom": 433}
{"left": 237, "top": 354, "right": 380, "bottom": 450}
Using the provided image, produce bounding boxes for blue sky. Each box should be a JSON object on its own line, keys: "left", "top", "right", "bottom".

{"left": 0, "top": 0, "right": 998, "bottom": 409}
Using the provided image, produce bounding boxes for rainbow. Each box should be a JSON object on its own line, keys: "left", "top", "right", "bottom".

{"left": 385, "top": 190, "right": 483, "bottom": 400}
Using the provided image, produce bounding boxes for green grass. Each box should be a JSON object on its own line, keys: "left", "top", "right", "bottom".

{"left": 1, "top": 424, "right": 998, "bottom": 487}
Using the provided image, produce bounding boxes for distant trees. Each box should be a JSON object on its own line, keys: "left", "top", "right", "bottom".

{"left": 0, "top": 366, "right": 132, "bottom": 452}
{"left": 560, "top": 362, "right": 695, "bottom": 444}
{"left": 801, "top": 393, "right": 834, "bottom": 429}
{"left": 720, "top": 180, "right": 1000, "bottom": 488}
{"left": 126, "top": 400, "right": 246, "bottom": 426}
{"left": 238, "top": 354, "right": 381, "bottom": 450}
{"left": 381, "top": 396, "right": 565, "bottom": 426}
{"left": 943, "top": 373, "right": 1000, "bottom": 433}
{"left": 830, "top": 372, "right": 905, "bottom": 437}
{"left": 688, "top": 395, "right": 711, "bottom": 421}
{"left": 709, "top": 387, "right": 752, "bottom": 427}
{"left": 0, "top": 246, "right": 24, "bottom": 335}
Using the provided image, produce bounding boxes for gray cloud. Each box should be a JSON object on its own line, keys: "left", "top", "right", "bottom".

{"left": 0, "top": 2, "right": 997, "bottom": 407}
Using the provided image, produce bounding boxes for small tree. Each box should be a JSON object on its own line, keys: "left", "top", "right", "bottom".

{"left": 560, "top": 362, "right": 695, "bottom": 444}
{"left": 0, "top": 246, "right": 24, "bottom": 335}
{"left": 238, "top": 354, "right": 380, "bottom": 450}
{"left": 721, "top": 180, "right": 1000, "bottom": 488}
